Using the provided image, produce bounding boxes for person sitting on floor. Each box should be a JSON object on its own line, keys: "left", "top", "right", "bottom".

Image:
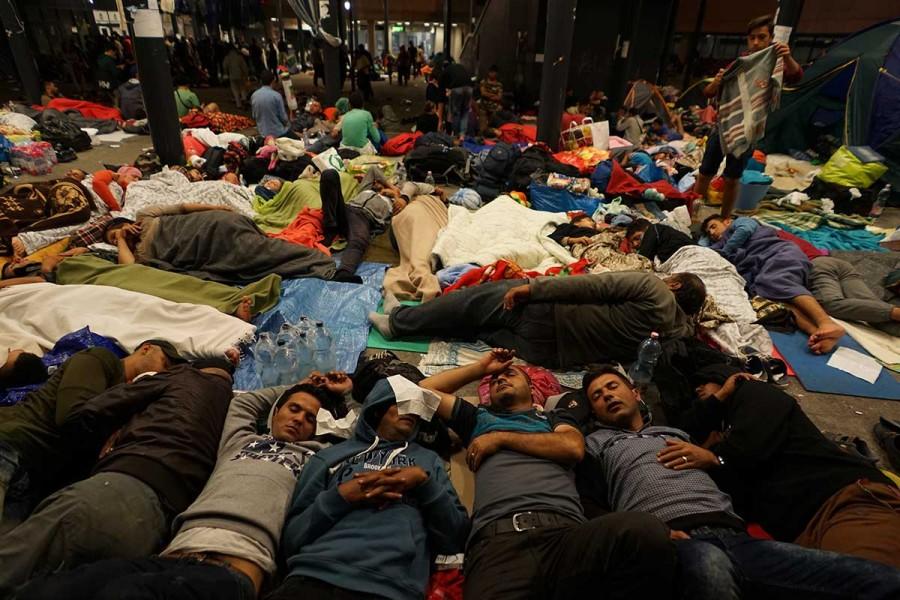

{"left": 418, "top": 348, "right": 676, "bottom": 599}
{"left": 39, "top": 81, "right": 60, "bottom": 107}
{"left": 0, "top": 341, "right": 180, "bottom": 520}
{"left": 251, "top": 70, "right": 294, "bottom": 139}
{"left": 0, "top": 360, "right": 235, "bottom": 593}
{"left": 615, "top": 107, "right": 644, "bottom": 146}
{"left": 338, "top": 92, "right": 380, "bottom": 154}
{"left": 370, "top": 271, "right": 705, "bottom": 369}
{"left": 415, "top": 100, "right": 440, "bottom": 134}
{"left": 809, "top": 256, "right": 900, "bottom": 337}
{"left": 622, "top": 218, "right": 694, "bottom": 263}
{"left": 701, "top": 214, "right": 845, "bottom": 353}
{"left": 578, "top": 364, "right": 900, "bottom": 599}
{"left": 267, "top": 378, "right": 469, "bottom": 600}
{"left": 646, "top": 118, "right": 683, "bottom": 143}
{"left": 16, "top": 377, "right": 347, "bottom": 600}
{"left": 548, "top": 213, "right": 603, "bottom": 247}
{"left": 173, "top": 77, "right": 202, "bottom": 118}
{"left": 319, "top": 167, "right": 440, "bottom": 283}
{"left": 667, "top": 364, "right": 900, "bottom": 569}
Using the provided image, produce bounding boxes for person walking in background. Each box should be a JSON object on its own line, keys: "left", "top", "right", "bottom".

{"left": 222, "top": 44, "right": 250, "bottom": 110}
{"left": 397, "top": 46, "right": 410, "bottom": 86}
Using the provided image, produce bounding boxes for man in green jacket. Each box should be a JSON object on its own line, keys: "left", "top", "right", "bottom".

{"left": 0, "top": 340, "right": 182, "bottom": 521}
{"left": 370, "top": 271, "right": 705, "bottom": 369}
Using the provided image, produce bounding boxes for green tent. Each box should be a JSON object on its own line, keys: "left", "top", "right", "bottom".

{"left": 760, "top": 19, "right": 900, "bottom": 185}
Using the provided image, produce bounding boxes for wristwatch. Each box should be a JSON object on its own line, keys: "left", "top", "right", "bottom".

{"left": 715, "top": 455, "right": 726, "bottom": 467}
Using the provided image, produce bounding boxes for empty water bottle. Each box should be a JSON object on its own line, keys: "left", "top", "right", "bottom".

{"left": 425, "top": 170, "right": 435, "bottom": 185}
{"left": 296, "top": 316, "right": 313, "bottom": 336}
{"left": 627, "top": 332, "right": 662, "bottom": 386}
{"left": 312, "top": 321, "right": 337, "bottom": 372}
{"left": 254, "top": 332, "right": 278, "bottom": 387}
{"left": 274, "top": 341, "right": 297, "bottom": 386}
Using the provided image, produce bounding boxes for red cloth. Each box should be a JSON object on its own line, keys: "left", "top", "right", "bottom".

{"left": 605, "top": 160, "right": 699, "bottom": 204}
{"left": 426, "top": 569, "right": 463, "bottom": 600}
{"left": 443, "top": 259, "right": 589, "bottom": 294}
{"left": 206, "top": 112, "right": 255, "bottom": 133}
{"left": 561, "top": 112, "right": 587, "bottom": 131}
{"left": 498, "top": 123, "right": 537, "bottom": 144}
{"left": 268, "top": 208, "right": 330, "bottom": 254}
{"left": 381, "top": 131, "right": 422, "bottom": 156}
{"left": 776, "top": 228, "right": 829, "bottom": 260}
{"left": 478, "top": 365, "right": 561, "bottom": 407}
{"left": 180, "top": 112, "right": 212, "bottom": 128}
{"left": 323, "top": 107, "right": 338, "bottom": 121}
{"left": 90, "top": 170, "right": 121, "bottom": 211}
{"left": 182, "top": 134, "right": 208, "bottom": 159}
{"left": 46, "top": 98, "right": 122, "bottom": 121}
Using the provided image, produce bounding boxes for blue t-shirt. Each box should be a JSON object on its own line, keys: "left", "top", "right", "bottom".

{"left": 251, "top": 86, "right": 289, "bottom": 138}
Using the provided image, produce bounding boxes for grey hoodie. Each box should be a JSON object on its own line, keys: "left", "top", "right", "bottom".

{"left": 165, "top": 385, "right": 328, "bottom": 574}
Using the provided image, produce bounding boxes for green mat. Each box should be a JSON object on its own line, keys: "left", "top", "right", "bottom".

{"left": 366, "top": 300, "right": 432, "bottom": 353}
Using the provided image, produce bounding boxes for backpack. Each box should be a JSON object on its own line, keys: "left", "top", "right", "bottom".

{"left": 403, "top": 145, "right": 470, "bottom": 184}
{"left": 414, "top": 131, "right": 454, "bottom": 149}
{"left": 509, "top": 145, "right": 580, "bottom": 192}
{"left": 472, "top": 142, "right": 520, "bottom": 201}
{"left": 201, "top": 146, "right": 226, "bottom": 179}
{"left": 381, "top": 132, "right": 422, "bottom": 156}
{"left": 37, "top": 112, "right": 91, "bottom": 152}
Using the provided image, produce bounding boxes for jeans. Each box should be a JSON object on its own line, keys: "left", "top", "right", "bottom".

{"left": 448, "top": 86, "right": 472, "bottom": 136}
{"left": 699, "top": 126, "right": 752, "bottom": 179}
{"left": 389, "top": 279, "right": 560, "bottom": 367}
{"left": 15, "top": 555, "right": 256, "bottom": 600}
{"left": 463, "top": 512, "right": 676, "bottom": 599}
{"left": 265, "top": 576, "right": 387, "bottom": 600}
{"left": 675, "top": 526, "right": 900, "bottom": 600}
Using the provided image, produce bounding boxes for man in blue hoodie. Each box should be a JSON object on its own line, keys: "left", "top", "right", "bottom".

{"left": 269, "top": 378, "right": 469, "bottom": 600}
{"left": 420, "top": 348, "right": 676, "bottom": 599}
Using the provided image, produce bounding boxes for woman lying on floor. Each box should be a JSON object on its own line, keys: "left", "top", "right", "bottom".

{"left": 701, "top": 214, "right": 845, "bottom": 353}
{"left": 102, "top": 203, "right": 336, "bottom": 285}
{"left": 548, "top": 214, "right": 652, "bottom": 273}
{"left": 0, "top": 250, "right": 280, "bottom": 321}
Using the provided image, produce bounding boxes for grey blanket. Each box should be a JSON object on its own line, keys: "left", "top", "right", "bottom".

{"left": 145, "top": 211, "right": 336, "bottom": 285}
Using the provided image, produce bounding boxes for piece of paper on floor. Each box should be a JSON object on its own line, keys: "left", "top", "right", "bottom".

{"left": 827, "top": 346, "right": 882, "bottom": 384}
{"left": 95, "top": 131, "right": 136, "bottom": 143}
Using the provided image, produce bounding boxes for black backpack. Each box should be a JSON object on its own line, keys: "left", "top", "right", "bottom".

{"left": 510, "top": 146, "right": 580, "bottom": 192}
{"left": 38, "top": 112, "right": 91, "bottom": 152}
{"left": 403, "top": 145, "right": 470, "bottom": 184}
{"left": 473, "top": 142, "right": 520, "bottom": 201}
{"left": 414, "top": 131, "right": 454, "bottom": 148}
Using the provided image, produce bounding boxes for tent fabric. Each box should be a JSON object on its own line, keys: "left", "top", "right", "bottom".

{"left": 623, "top": 80, "right": 675, "bottom": 128}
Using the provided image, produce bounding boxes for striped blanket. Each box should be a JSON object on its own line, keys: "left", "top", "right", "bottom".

{"left": 717, "top": 45, "right": 783, "bottom": 157}
{"left": 755, "top": 198, "right": 872, "bottom": 231}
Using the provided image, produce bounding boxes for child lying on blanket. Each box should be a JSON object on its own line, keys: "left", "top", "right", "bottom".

{"left": 622, "top": 218, "right": 695, "bottom": 263}
{"left": 548, "top": 213, "right": 606, "bottom": 247}
{"left": 701, "top": 214, "right": 845, "bottom": 353}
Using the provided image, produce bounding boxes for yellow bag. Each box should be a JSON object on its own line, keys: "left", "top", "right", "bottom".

{"left": 818, "top": 146, "right": 888, "bottom": 189}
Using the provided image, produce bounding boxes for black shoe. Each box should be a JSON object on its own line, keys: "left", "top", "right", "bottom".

{"left": 873, "top": 422, "right": 900, "bottom": 473}
{"left": 824, "top": 432, "right": 879, "bottom": 466}
{"left": 332, "top": 270, "right": 363, "bottom": 284}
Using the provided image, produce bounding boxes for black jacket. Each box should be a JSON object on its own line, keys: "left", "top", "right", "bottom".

{"left": 67, "top": 365, "right": 233, "bottom": 514}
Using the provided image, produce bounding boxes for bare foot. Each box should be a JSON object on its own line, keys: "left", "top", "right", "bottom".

{"left": 234, "top": 296, "right": 253, "bottom": 322}
{"left": 11, "top": 237, "right": 25, "bottom": 259}
{"left": 225, "top": 347, "right": 241, "bottom": 366}
{"left": 808, "top": 322, "right": 845, "bottom": 354}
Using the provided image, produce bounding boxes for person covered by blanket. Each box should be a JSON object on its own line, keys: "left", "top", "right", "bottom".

{"left": 668, "top": 364, "right": 900, "bottom": 569}
{"left": 17, "top": 376, "right": 350, "bottom": 600}
{"left": 622, "top": 218, "right": 695, "bottom": 263}
{"left": 809, "top": 256, "right": 900, "bottom": 337}
{"left": 548, "top": 213, "right": 605, "bottom": 248}
{"left": 577, "top": 365, "right": 900, "bottom": 599}
{"left": 0, "top": 340, "right": 183, "bottom": 522}
{"left": 320, "top": 166, "right": 442, "bottom": 283}
{"left": 253, "top": 177, "right": 284, "bottom": 202}
{"left": 701, "top": 214, "right": 845, "bottom": 353}
{"left": 417, "top": 348, "right": 676, "bottom": 599}
{"left": 370, "top": 271, "right": 705, "bottom": 370}
{"left": 268, "top": 378, "right": 469, "bottom": 600}
{"left": 0, "top": 359, "right": 235, "bottom": 594}
{"left": 693, "top": 14, "right": 803, "bottom": 217}
{"left": 89, "top": 166, "right": 142, "bottom": 212}
{"left": 100, "top": 200, "right": 336, "bottom": 285}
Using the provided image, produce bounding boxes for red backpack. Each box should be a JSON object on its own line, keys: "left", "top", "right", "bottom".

{"left": 381, "top": 131, "right": 423, "bottom": 156}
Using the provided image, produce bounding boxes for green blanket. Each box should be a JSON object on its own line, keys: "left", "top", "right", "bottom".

{"left": 366, "top": 300, "right": 431, "bottom": 353}
{"left": 56, "top": 254, "right": 282, "bottom": 316}
{"left": 253, "top": 172, "right": 359, "bottom": 233}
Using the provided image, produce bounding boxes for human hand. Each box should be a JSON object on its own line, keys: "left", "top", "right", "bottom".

{"left": 320, "top": 371, "right": 353, "bottom": 395}
{"left": 713, "top": 373, "right": 753, "bottom": 402}
{"left": 773, "top": 42, "right": 791, "bottom": 58}
{"left": 572, "top": 236, "right": 593, "bottom": 245}
{"left": 714, "top": 68, "right": 726, "bottom": 82}
{"left": 501, "top": 284, "right": 531, "bottom": 310}
{"left": 364, "top": 466, "right": 429, "bottom": 494}
{"left": 392, "top": 197, "right": 408, "bottom": 215}
{"left": 657, "top": 439, "right": 718, "bottom": 471}
{"left": 477, "top": 347, "right": 515, "bottom": 376}
{"left": 339, "top": 468, "right": 404, "bottom": 504}
{"left": 466, "top": 431, "right": 506, "bottom": 471}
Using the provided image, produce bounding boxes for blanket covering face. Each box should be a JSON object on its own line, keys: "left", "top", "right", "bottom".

{"left": 0, "top": 282, "right": 256, "bottom": 366}
{"left": 119, "top": 168, "right": 255, "bottom": 220}
{"left": 144, "top": 211, "right": 336, "bottom": 285}
{"left": 431, "top": 195, "right": 573, "bottom": 271}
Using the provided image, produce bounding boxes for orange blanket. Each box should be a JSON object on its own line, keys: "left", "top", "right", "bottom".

{"left": 268, "top": 208, "right": 329, "bottom": 255}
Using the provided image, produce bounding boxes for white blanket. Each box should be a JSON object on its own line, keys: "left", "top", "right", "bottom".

{"left": 431, "top": 196, "right": 574, "bottom": 271}
{"left": 118, "top": 168, "right": 255, "bottom": 220}
{"left": 0, "top": 283, "right": 255, "bottom": 365}
{"left": 658, "top": 246, "right": 772, "bottom": 356}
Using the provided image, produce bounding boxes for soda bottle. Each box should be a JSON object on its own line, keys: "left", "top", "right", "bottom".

{"left": 627, "top": 332, "right": 662, "bottom": 385}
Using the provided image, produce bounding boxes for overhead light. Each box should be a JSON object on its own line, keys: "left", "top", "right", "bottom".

{"left": 452, "top": 23, "right": 458, "bottom": 27}
{"left": 270, "top": 17, "right": 277, "bottom": 22}
{"left": 343, "top": 1, "right": 350, "bottom": 9}
{"left": 424, "top": 22, "right": 430, "bottom": 26}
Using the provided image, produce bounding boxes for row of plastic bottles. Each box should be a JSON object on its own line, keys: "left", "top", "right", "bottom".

{"left": 254, "top": 317, "right": 337, "bottom": 387}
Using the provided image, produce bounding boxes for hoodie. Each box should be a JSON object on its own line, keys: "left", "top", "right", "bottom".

{"left": 165, "top": 386, "right": 328, "bottom": 574}
{"left": 281, "top": 379, "right": 470, "bottom": 600}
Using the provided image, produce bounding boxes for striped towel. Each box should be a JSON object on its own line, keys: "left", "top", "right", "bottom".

{"left": 717, "top": 45, "right": 783, "bottom": 157}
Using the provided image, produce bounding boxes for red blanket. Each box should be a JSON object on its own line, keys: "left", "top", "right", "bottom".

{"left": 605, "top": 160, "right": 699, "bottom": 204}
{"left": 45, "top": 98, "right": 122, "bottom": 121}
{"left": 443, "top": 258, "right": 589, "bottom": 294}
{"left": 268, "top": 208, "right": 329, "bottom": 255}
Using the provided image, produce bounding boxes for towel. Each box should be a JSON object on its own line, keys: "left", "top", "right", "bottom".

{"left": 718, "top": 45, "right": 783, "bottom": 158}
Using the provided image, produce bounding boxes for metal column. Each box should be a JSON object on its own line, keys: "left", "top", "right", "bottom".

{"left": 536, "top": 0, "right": 577, "bottom": 149}
{"left": 0, "top": 0, "right": 41, "bottom": 104}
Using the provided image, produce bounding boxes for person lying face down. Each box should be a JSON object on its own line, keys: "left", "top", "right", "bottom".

{"left": 576, "top": 365, "right": 900, "bottom": 599}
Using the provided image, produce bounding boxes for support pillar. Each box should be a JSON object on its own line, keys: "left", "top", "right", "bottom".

{"left": 774, "top": 0, "right": 805, "bottom": 41}
{"left": 382, "top": 0, "right": 389, "bottom": 55}
{"left": 368, "top": 19, "right": 377, "bottom": 53}
{"left": 680, "top": 0, "right": 706, "bottom": 92}
{"left": 536, "top": 0, "right": 576, "bottom": 149}
{"left": 322, "top": 0, "right": 342, "bottom": 104}
{"left": 443, "top": 0, "right": 451, "bottom": 59}
{"left": 0, "top": 0, "right": 41, "bottom": 104}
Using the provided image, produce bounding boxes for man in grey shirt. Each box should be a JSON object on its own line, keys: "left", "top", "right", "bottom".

{"left": 579, "top": 365, "right": 900, "bottom": 600}
{"left": 420, "top": 348, "right": 675, "bottom": 600}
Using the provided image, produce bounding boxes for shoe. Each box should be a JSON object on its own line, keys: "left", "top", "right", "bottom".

{"left": 874, "top": 421, "right": 900, "bottom": 472}
{"left": 824, "top": 432, "right": 879, "bottom": 466}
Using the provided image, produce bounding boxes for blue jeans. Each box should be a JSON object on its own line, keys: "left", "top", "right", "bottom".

{"left": 449, "top": 86, "right": 472, "bottom": 137}
{"left": 675, "top": 526, "right": 900, "bottom": 600}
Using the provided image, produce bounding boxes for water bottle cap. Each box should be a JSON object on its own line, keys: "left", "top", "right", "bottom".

{"left": 316, "top": 321, "right": 324, "bottom": 327}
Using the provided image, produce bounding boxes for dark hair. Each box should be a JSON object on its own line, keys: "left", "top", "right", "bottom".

{"left": 174, "top": 75, "right": 189, "bottom": 87}
{"left": 276, "top": 382, "right": 335, "bottom": 412}
{"left": 669, "top": 272, "right": 707, "bottom": 315}
{"left": 349, "top": 91, "right": 364, "bottom": 109}
{"left": 747, "top": 14, "right": 774, "bottom": 35}
{"left": 424, "top": 100, "right": 435, "bottom": 113}
{"left": 569, "top": 212, "right": 592, "bottom": 224}
{"left": 0, "top": 353, "right": 48, "bottom": 388}
{"left": 259, "top": 70, "right": 276, "bottom": 86}
{"left": 488, "top": 64, "right": 499, "bottom": 72}
{"left": 626, "top": 218, "right": 651, "bottom": 238}
{"left": 700, "top": 214, "right": 726, "bottom": 234}
{"left": 582, "top": 364, "right": 633, "bottom": 393}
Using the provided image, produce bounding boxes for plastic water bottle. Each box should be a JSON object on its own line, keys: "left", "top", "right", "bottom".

{"left": 627, "top": 332, "right": 662, "bottom": 386}
{"left": 294, "top": 332, "right": 315, "bottom": 380}
{"left": 311, "top": 321, "right": 337, "bottom": 372}
{"left": 296, "top": 316, "right": 313, "bottom": 337}
{"left": 870, "top": 184, "right": 890, "bottom": 218}
{"left": 274, "top": 324, "right": 299, "bottom": 384}
{"left": 254, "top": 332, "right": 277, "bottom": 387}
{"left": 395, "top": 162, "right": 407, "bottom": 185}
{"left": 425, "top": 170, "right": 435, "bottom": 185}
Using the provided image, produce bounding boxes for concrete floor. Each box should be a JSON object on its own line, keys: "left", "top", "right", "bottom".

{"left": 12, "top": 74, "right": 900, "bottom": 467}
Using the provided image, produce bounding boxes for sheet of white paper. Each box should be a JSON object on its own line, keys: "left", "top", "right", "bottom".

{"left": 95, "top": 131, "right": 136, "bottom": 143}
{"left": 826, "top": 346, "right": 882, "bottom": 384}
{"left": 316, "top": 407, "right": 359, "bottom": 439}
{"left": 387, "top": 374, "right": 441, "bottom": 422}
